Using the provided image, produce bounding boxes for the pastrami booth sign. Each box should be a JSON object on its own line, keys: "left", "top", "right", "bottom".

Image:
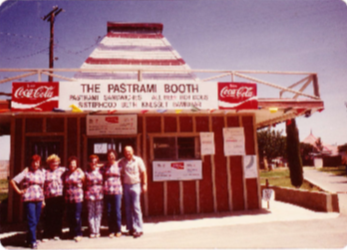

{"left": 218, "top": 82, "right": 257, "bottom": 109}
{"left": 11, "top": 82, "right": 59, "bottom": 111}
{"left": 11, "top": 81, "right": 257, "bottom": 111}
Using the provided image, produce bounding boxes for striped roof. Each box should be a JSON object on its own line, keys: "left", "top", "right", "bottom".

{"left": 75, "top": 22, "right": 197, "bottom": 82}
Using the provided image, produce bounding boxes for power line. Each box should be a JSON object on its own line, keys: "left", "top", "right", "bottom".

{"left": 3, "top": 47, "right": 49, "bottom": 61}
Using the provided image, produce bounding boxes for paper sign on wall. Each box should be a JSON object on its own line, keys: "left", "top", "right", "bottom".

{"left": 223, "top": 127, "right": 245, "bottom": 156}
{"left": 153, "top": 160, "right": 202, "bottom": 181}
{"left": 200, "top": 132, "right": 215, "bottom": 155}
{"left": 243, "top": 155, "right": 258, "bottom": 178}
{"left": 94, "top": 143, "right": 108, "bottom": 154}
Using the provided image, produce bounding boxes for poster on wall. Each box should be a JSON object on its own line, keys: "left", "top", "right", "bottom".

{"left": 200, "top": 132, "right": 215, "bottom": 155}
{"left": 223, "top": 127, "right": 245, "bottom": 156}
{"left": 153, "top": 160, "right": 202, "bottom": 181}
{"left": 86, "top": 114, "right": 137, "bottom": 135}
{"left": 243, "top": 155, "right": 258, "bottom": 178}
{"left": 94, "top": 143, "right": 108, "bottom": 154}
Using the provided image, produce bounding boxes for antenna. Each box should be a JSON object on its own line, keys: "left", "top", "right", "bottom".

{"left": 42, "top": 6, "right": 64, "bottom": 82}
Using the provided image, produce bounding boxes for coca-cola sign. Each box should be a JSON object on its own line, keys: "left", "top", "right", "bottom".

{"left": 218, "top": 82, "right": 257, "bottom": 110}
{"left": 12, "top": 82, "right": 59, "bottom": 112}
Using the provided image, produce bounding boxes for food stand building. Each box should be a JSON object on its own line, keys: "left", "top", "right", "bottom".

{"left": 0, "top": 22, "right": 324, "bottom": 222}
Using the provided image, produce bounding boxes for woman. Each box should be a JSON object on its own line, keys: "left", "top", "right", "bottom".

{"left": 101, "top": 149, "right": 122, "bottom": 238}
{"left": 10, "top": 155, "right": 45, "bottom": 249}
{"left": 42, "top": 154, "right": 65, "bottom": 241}
{"left": 63, "top": 156, "right": 85, "bottom": 242}
{"left": 85, "top": 155, "right": 104, "bottom": 238}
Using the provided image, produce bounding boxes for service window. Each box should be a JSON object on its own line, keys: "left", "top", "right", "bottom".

{"left": 153, "top": 136, "right": 200, "bottom": 160}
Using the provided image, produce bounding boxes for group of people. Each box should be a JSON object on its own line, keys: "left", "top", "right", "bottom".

{"left": 10, "top": 145, "right": 147, "bottom": 249}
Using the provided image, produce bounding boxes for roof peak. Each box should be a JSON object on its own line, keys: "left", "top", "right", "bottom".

{"left": 107, "top": 22, "right": 163, "bottom": 33}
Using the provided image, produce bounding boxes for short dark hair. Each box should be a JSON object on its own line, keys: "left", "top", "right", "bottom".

{"left": 31, "top": 154, "right": 41, "bottom": 163}
{"left": 89, "top": 154, "right": 99, "bottom": 162}
{"left": 68, "top": 156, "right": 79, "bottom": 167}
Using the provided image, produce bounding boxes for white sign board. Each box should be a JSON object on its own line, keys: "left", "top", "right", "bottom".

{"left": 94, "top": 143, "right": 108, "bottom": 154}
{"left": 153, "top": 160, "right": 202, "bottom": 181}
{"left": 314, "top": 158, "right": 323, "bottom": 168}
{"left": 86, "top": 115, "right": 137, "bottom": 135}
{"left": 223, "top": 127, "right": 245, "bottom": 156}
{"left": 243, "top": 155, "right": 258, "bottom": 178}
{"left": 262, "top": 189, "right": 275, "bottom": 202}
{"left": 200, "top": 132, "right": 215, "bottom": 155}
{"left": 59, "top": 81, "right": 218, "bottom": 111}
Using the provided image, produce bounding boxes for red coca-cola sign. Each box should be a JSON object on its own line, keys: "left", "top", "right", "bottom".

{"left": 11, "top": 82, "right": 59, "bottom": 112}
{"left": 105, "top": 117, "right": 119, "bottom": 123}
{"left": 218, "top": 82, "right": 257, "bottom": 110}
{"left": 171, "top": 162, "right": 184, "bottom": 170}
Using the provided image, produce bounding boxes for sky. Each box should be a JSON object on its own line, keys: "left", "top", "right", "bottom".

{"left": 0, "top": 0, "right": 347, "bottom": 159}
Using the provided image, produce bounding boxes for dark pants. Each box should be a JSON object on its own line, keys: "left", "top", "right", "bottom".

{"left": 104, "top": 194, "right": 122, "bottom": 234}
{"left": 66, "top": 202, "right": 83, "bottom": 238}
{"left": 43, "top": 196, "right": 64, "bottom": 238}
{"left": 24, "top": 201, "right": 42, "bottom": 244}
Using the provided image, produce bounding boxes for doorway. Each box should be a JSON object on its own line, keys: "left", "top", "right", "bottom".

{"left": 87, "top": 137, "right": 137, "bottom": 163}
{"left": 25, "top": 136, "right": 64, "bottom": 167}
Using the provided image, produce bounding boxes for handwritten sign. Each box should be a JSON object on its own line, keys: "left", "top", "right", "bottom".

{"left": 86, "top": 115, "right": 137, "bottom": 135}
{"left": 223, "top": 127, "right": 245, "bottom": 156}
{"left": 200, "top": 132, "right": 215, "bottom": 155}
{"left": 153, "top": 160, "right": 202, "bottom": 181}
{"left": 243, "top": 155, "right": 258, "bottom": 178}
{"left": 262, "top": 189, "right": 275, "bottom": 202}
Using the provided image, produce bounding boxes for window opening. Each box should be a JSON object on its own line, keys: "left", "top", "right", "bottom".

{"left": 153, "top": 136, "right": 200, "bottom": 160}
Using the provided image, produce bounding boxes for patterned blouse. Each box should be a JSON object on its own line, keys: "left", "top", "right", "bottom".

{"left": 84, "top": 168, "right": 103, "bottom": 201}
{"left": 63, "top": 169, "right": 84, "bottom": 203}
{"left": 44, "top": 167, "right": 66, "bottom": 199}
{"left": 101, "top": 163, "right": 122, "bottom": 195}
{"left": 13, "top": 167, "right": 45, "bottom": 202}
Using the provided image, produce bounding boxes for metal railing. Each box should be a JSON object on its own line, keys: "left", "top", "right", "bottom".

{"left": 0, "top": 68, "right": 320, "bottom": 100}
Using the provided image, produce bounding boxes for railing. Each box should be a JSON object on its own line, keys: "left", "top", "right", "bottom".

{"left": 0, "top": 68, "right": 321, "bottom": 100}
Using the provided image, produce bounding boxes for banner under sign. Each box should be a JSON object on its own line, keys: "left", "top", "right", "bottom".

{"left": 223, "top": 127, "right": 245, "bottom": 156}
{"left": 153, "top": 160, "right": 202, "bottom": 181}
{"left": 87, "top": 115, "right": 137, "bottom": 135}
{"left": 59, "top": 81, "right": 218, "bottom": 111}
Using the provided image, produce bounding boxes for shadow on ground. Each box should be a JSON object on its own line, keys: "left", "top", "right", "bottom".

{"left": 1, "top": 208, "right": 270, "bottom": 248}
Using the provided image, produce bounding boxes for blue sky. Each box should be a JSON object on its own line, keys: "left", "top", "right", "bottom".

{"left": 0, "top": 0, "right": 347, "bottom": 159}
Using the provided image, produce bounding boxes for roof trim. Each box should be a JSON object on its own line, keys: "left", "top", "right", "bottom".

{"left": 107, "top": 22, "right": 163, "bottom": 33}
{"left": 85, "top": 57, "right": 185, "bottom": 66}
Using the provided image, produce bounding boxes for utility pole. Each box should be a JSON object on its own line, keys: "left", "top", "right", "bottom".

{"left": 42, "top": 6, "right": 64, "bottom": 82}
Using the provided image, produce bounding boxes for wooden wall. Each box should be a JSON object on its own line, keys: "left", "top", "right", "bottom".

{"left": 8, "top": 112, "right": 260, "bottom": 222}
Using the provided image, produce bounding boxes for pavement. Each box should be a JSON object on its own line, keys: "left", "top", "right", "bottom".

{"left": 1, "top": 167, "right": 347, "bottom": 249}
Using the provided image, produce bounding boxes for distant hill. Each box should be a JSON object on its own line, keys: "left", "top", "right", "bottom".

{"left": 0, "top": 160, "right": 9, "bottom": 179}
